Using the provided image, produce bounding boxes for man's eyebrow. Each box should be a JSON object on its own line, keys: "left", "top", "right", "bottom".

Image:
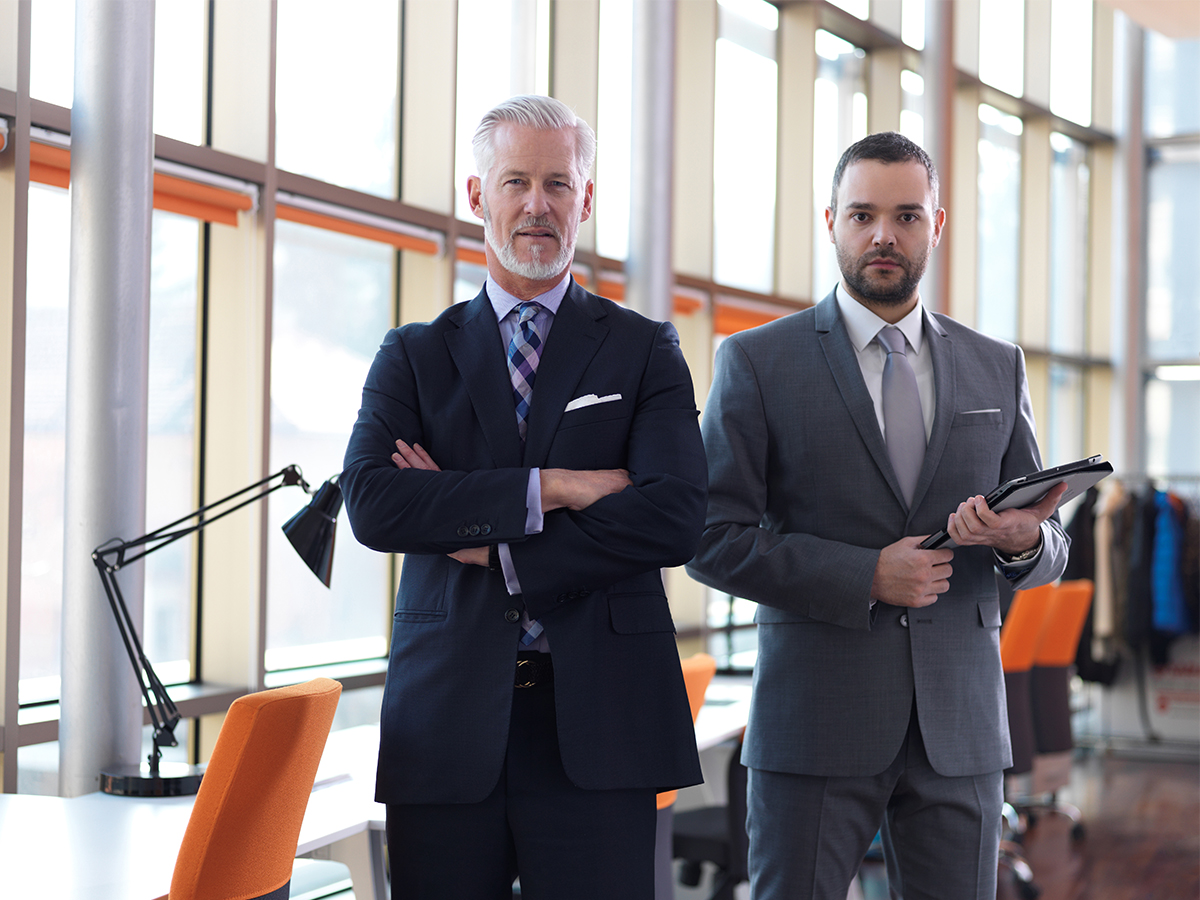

{"left": 843, "top": 201, "right": 926, "bottom": 212}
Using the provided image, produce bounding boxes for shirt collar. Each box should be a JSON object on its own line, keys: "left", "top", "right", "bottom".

{"left": 835, "top": 283, "right": 926, "bottom": 354}
{"left": 486, "top": 273, "right": 572, "bottom": 322}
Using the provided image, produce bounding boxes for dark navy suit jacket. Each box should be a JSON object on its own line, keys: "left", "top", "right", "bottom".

{"left": 341, "top": 280, "right": 707, "bottom": 804}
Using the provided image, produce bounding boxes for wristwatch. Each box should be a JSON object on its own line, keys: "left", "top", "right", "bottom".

{"left": 998, "top": 536, "right": 1041, "bottom": 564}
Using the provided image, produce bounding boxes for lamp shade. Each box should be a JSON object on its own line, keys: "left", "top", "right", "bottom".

{"left": 282, "top": 476, "right": 342, "bottom": 587}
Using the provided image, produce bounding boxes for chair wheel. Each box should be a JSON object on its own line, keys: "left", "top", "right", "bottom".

{"left": 679, "top": 860, "right": 703, "bottom": 887}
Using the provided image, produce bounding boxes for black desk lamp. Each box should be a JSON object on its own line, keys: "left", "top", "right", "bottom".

{"left": 91, "top": 464, "right": 342, "bottom": 797}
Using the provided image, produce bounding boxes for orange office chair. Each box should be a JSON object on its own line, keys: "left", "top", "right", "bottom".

{"left": 654, "top": 653, "right": 719, "bottom": 900}
{"left": 1025, "top": 579, "right": 1094, "bottom": 839}
{"left": 164, "top": 677, "right": 343, "bottom": 900}
{"left": 997, "top": 582, "right": 1055, "bottom": 900}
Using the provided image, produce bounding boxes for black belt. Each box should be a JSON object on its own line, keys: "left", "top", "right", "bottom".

{"left": 515, "top": 652, "right": 553, "bottom": 688}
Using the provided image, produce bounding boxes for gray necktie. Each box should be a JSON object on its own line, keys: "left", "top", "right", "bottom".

{"left": 877, "top": 326, "right": 926, "bottom": 505}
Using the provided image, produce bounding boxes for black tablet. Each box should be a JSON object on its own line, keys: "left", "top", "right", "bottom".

{"left": 919, "top": 455, "right": 1113, "bottom": 550}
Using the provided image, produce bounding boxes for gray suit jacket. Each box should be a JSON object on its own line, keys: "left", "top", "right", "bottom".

{"left": 686, "top": 291, "right": 1069, "bottom": 779}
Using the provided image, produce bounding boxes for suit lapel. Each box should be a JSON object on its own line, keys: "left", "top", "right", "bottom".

{"left": 444, "top": 289, "right": 524, "bottom": 467}
{"left": 522, "top": 282, "right": 609, "bottom": 465}
{"left": 815, "top": 294, "right": 903, "bottom": 505}
{"left": 913, "top": 311, "right": 955, "bottom": 514}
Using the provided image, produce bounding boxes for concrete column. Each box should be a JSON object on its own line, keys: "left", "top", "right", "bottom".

{"left": 626, "top": 0, "right": 675, "bottom": 322}
{"left": 923, "top": 0, "right": 954, "bottom": 316}
{"left": 59, "top": 0, "right": 155, "bottom": 797}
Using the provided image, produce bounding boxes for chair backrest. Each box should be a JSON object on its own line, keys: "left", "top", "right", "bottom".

{"left": 657, "top": 653, "right": 719, "bottom": 810}
{"left": 1034, "top": 580, "right": 1095, "bottom": 668}
{"left": 999, "top": 583, "right": 1055, "bottom": 673}
{"left": 168, "top": 677, "right": 342, "bottom": 900}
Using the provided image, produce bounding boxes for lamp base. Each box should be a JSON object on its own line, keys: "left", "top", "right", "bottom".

{"left": 100, "top": 761, "right": 204, "bottom": 797}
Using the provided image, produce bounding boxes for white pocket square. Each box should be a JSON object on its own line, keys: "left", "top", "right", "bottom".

{"left": 564, "top": 393, "right": 622, "bottom": 413}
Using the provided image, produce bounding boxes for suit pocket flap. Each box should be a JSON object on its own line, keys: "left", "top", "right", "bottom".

{"left": 978, "top": 599, "right": 1002, "bottom": 628}
{"left": 609, "top": 593, "right": 676, "bottom": 635}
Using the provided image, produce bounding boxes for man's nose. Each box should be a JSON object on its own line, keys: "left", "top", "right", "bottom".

{"left": 523, "top": 186, "right": 551, "bottom": 215}
{"left": 872, "top": 221, "right": 896, "bottom": 246}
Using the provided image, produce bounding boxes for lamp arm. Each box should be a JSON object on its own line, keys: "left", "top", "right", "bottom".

{"left": 90, "top": 463, "right": 312, "bottom": 776}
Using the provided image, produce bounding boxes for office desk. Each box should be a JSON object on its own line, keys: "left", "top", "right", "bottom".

{"left": 0, "top": 679, "right": 750, "bottom": 900}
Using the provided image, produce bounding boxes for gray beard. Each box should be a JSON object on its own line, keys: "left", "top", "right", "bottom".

{"left": 482, "top": 202, "right": 575, "bottom": 282}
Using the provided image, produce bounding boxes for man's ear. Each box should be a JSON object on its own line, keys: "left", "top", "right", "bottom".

{"left": 467, "top": 176, "right": 484, "bottom": 220}
{"left": 580, "top": 180, "right": 595, "bottom": 223}
{"left": 931, "top": 206, "right": 946, "bottom": 247}
{"left": 824, "top": 206, "right": 836, "bottom": 242}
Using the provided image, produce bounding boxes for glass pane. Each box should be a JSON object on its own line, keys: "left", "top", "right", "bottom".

{"left": 1049, "top": 133, "right": 1089, "bottom": 356}
{"left": 976, "top": 105, "right": 1022, "bottom": 343}
{"left": 900, "top": 69, "right": 925, "bottom": 147}
{"left": 813, "top": 31, "right": 868, "bottom": 300}
{"left": 455, "top": 0, "right": 550, "bottom": 222}
{"left": 1049, "top": 0, "right": 1092, "bottom": 127}
{"left": 455, "top": 258, "right": 489, "bottom": 305}
{"left": 827, "top": 0, "right": 868, "bottom": 20}
{"left": 276, "top": 0, "right": 399, "bottom": 197}
{"left": 30, "top": 0, "right": 74, "bottom": 108}
{"left": 1146, "top": 146, "right": 1200, "bottom": 361}
{"left": 596, "top": 0, "right": 635, "bottom": 261}
{"left": 267, "top": 220, "right": 393, "bottom": 671}
{"left": 20, "top": 194, "right": 200, "bottom": 702}
{"left": 1144, "top": 35, "right": 1200, "bottom": 138}
{"left": 978, "top": 0, "right": 1024, "bottom": 98}
{"left": 902, "top": 0, "right": 925, "bottom": 50}
{"left": 1145, "top": 375, "right": 1200, "bottom": 478}
{"left": 153, "top": 0, "right": 207, "bottom": 144}
{"left": 20, "top": 184, "right": 71, "bottom": 704}
{"left": 713, "top": 37, "right": 778, "bottom": 293}
{"left": 142, "top": 211, "right": 201, "bottom": 683}
{"left": 1047, "top": 362, "right": 1084, "bottom": 468}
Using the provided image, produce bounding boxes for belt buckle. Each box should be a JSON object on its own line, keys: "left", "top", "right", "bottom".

{"left": 515, "top": 659, "right": 537, "bottom": 689}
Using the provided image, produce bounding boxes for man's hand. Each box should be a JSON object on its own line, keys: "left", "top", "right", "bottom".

{"left": 392, "top": 439, "right": 440, "bottom": 471}
{"left": 871, "top": 536, "right": 954, "bottom": 608}
{"left": 449, "top": 546, "right": 490, "bottom": 567}
{"left": 945, "top": 481, "right": 1067, "bottom": 556}
{"left": 540, "top": 468, "right": 632, "bottom": 512}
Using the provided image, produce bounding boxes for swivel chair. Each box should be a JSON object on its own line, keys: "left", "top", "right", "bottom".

{"left": 163, "top": 677, "right": 345, "bottom": 900}
{"left": 671, "top": 732, "right": 748, "bottom": 900}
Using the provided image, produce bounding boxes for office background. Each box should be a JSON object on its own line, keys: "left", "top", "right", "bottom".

{"left": 0, "top": 0, "right": 1196, "bottom": 814}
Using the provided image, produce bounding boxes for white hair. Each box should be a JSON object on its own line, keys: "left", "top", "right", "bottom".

{"left": 472, "top": 95, "right": 596, "bottom": 187}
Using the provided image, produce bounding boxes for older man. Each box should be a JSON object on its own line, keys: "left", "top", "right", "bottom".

{"left": 341, "top": 95, "right": 707, "bottom": 900}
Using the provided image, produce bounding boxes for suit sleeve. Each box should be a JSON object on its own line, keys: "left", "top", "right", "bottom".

{"left": 340, "top": 327, "right": 532, "bottom": 556}
{"left": 685, "top": 336, "right": 880, "bottom": 631}
{"left": 511, "top": 321, "right": 708, "bottom": 616}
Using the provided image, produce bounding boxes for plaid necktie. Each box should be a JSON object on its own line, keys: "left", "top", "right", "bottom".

{"left": 877, "top": 325, "right": 926, "bottom": 506}
{"left": 507, "top": 302, "right": 545, "bottom": 646}
{"left": 507, "top": 302, "right": 543, "bottom": 445}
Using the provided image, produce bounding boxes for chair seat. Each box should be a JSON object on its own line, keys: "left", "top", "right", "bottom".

{"left": 673, "top": 805, "right": 734, "bottom": 869}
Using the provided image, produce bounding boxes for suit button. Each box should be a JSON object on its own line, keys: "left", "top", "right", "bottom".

{"left": 480, "top": 524, "right": 492, "bottom": 536}
{"left": 504, "top": 608, "right": 520, "bottom": 623}
{"left": 899, "top": 613, "right": 909, "bottom": 628}
{"left": 456, "top": 525, "right": 469, "bottom": 537}
{"left": 468, "top": 524, "right": 481, "bottom": 536}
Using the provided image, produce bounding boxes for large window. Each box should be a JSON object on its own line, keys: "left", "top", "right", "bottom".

{"left": 978, "top": 0, "right": 1024, "bottom": 98}
{"left": 976, "top": 105, "right": 1022, "bottom": 342}
{"left": 1049, "top": 133, "right": 1090, "bottom": 357}
{"left": 266, "top": 221, "right": 394, "bottom": 672}
{"left": 275, "top": 0, "right": 400, "bottom": 197}
{"left": 713, "top": 0, "right": 779, "bottom": 293}
{"left": 813, "top": 30, "right": 868, "bottom": 299}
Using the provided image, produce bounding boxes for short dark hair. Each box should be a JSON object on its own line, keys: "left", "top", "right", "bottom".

{"left": 829, "top": 131, "right": 939, "bottom": 213}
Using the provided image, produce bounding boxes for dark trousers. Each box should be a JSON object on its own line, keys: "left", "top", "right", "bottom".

{"left": 747, "top": 703, "right": 1003, "bottom": 900}
{"left": 386, "top": 680, "right": 657, "bottom": 900}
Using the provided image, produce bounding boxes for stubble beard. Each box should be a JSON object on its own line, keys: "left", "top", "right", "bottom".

{"left": 481, "top": 196, "right": 576, "bottom": 283}
{"left": 835, "top": 240, "right": 929, "bottom": 307}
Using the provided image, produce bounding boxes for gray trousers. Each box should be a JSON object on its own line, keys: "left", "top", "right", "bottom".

{"left": 746, "top": 707, "right": 1003, "bottom": 900}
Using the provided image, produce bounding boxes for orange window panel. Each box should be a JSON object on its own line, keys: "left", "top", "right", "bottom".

{"left": 714, "top": 303, "right": 781, "bottom": 335}
{"left": 278, "top": 203, "right": 439, "bottom": 255}
{"left": 28, "top": 142, "right": 254, "bottom": 226}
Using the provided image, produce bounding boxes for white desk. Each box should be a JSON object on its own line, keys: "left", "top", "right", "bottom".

{"left": 0, "top": 680, "right": 750, "bottom": 900}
